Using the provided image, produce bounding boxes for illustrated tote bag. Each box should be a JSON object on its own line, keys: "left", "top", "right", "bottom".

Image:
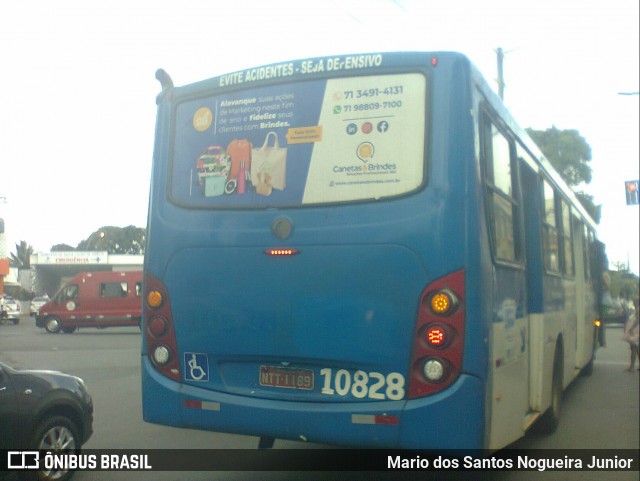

{"left": 251, "top": 131, "right": 287, "bottom": 193}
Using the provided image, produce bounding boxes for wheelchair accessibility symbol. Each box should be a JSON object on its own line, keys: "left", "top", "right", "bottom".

{"left": 184, "top": 352, "right": 209, "bottom": 382}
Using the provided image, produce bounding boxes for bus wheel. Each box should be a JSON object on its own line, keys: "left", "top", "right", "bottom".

{"left": 537, "top": 344, "right": 563, "bottom": 434}
{"left": 62, "top": 326, "right": 77, "bottom": 334}
{"left": 45, "top": 316, "right": 62, "bottom": 334}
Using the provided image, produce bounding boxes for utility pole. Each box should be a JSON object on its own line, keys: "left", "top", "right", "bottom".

{"left": 496, "top": 47, "right": 505, "bottom": 100}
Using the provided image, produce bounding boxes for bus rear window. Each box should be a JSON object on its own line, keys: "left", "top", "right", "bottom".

{"left": 170, "top": 73, "right": 427, "bottom": 208}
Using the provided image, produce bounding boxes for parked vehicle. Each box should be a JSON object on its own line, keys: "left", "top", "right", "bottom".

{"left": 29, "top": 295, "right": 50, "bottom": 317}
{"left": 0, "top": 360, "right": 93, "bottom": 481}
{"left": 0, "top": 295, "right": 21, "bottom": 324}
{"left": 36, "top": 271, "right": 142, "bottom": 334}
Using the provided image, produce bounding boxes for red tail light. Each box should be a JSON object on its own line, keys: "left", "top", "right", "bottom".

{"left": 408, "top": 270, "right": 465, "bottom": 399}
{"left": 264, "top": 248, "right": 299, "bottom": 256}
{"left": 144, "top": 272, "right": 180, "bottom": 381}
{"left": 426, "top": 325, "right": 448, "bottom": 348}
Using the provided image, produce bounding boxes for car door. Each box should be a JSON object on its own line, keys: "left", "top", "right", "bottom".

{"left": 0, "top": 365, "right": 18, "bottom": 449}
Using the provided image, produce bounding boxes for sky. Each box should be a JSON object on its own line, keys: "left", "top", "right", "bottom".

{"left": 0, "top": 0, "right": 638, "bottom": 273}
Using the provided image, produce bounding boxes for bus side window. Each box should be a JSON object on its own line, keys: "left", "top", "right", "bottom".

{"left": 583, "top": 224, "right": 599, "bottom": 279}
{"left": 560, "top": 199, "right": 574, "bottom": 276}
{"left": 542, "top": 180, "right": 560, "bottom": 273}
{"left": 575, "top": 219, "right": 590, "bottom": 282}
{"left": 482, "top": 114, "right": 521, "bottom": 263}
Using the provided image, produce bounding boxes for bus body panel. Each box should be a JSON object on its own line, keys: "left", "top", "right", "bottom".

{"left": 36, "top": 271, "right": 142, "bottom": 330}
{"left": 142, "top": 357, "right": 484, "bottom": 449}
{"left": 166, "top": 244, "right": 427, "bottom": 401}
{"left": 487, "top": 267, "right": 529, "bottom": 450}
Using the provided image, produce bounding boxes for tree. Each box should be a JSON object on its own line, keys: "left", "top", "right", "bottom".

{"left": 574, "top": 192, "right": 601, "bottom": 224}
{"left": 526, "top": 126, "right": 600, "bottom": 222}
{"left": 10, "top": 240, "right": 34, "bottom": 269}
{"left": 76, "top": 226, "right": 145, "bottom": 254}
{"left": 51, "top": 243, "right": 76, "bottom": 252}
{"left": 526, "top": 126, "right": 592, "bottom": 187}
{"left": 608, "top": 269, "right": 639, "bottom": 300}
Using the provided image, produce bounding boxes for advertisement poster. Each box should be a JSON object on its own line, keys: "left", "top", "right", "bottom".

{"left": 171, "top": 73, "right": 426, "bottom": 208}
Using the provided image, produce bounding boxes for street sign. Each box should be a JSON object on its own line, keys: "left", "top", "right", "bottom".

{"left": 35, "top": 251, "right": 110, "bottom": 265}
{"left": 625, "top": 180, "right": 639, "bottom": 205}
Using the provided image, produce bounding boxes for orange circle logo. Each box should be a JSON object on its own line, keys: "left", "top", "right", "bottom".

{"left": 357, "top": 142, "right": 375, "bottom": 162}
{"left": 193, "top": 107, "right": 213, "bottom": 132}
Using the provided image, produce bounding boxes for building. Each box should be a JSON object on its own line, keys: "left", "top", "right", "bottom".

{"left": 30, "top": 251, "right": 143, "bottom": 296}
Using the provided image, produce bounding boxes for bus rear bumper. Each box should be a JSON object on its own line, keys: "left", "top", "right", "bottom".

{"left": 142, "top": 357, "right": 484, "bottom": 449}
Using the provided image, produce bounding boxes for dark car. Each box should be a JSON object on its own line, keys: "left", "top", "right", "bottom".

{"left": 0, "top": 361, "right": 93, "bottom": 481}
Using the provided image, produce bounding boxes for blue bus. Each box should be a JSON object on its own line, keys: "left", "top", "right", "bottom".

{"left": 142, "top": 52, "right": 603, "bottom": 450}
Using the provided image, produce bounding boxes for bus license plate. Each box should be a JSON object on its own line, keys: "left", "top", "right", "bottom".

{"left": 259, "top": 366, "right": 314, "bottom": 390}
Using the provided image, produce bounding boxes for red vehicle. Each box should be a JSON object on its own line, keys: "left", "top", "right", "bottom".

{"left": 36, "top": 271, "right": 142, "bottom": 334}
